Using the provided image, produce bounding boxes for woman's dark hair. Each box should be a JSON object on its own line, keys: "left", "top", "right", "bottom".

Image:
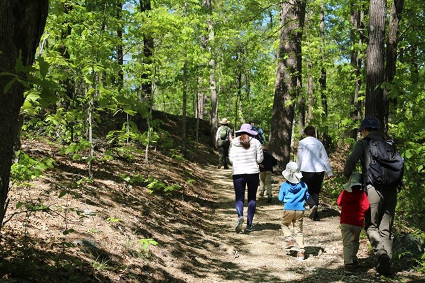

{"left": 304, "top": 126, "right": 316, "bottom": 137}
{"left": 240, "top": 133, "right": 251, "bottom": 149}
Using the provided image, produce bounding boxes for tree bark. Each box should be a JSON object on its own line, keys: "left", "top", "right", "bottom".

{"left": 0, "top": 0, "right": 48, "bottom": 228}
{"left": 349, "top": 0, "right": 365, "bottom": 138}
{"left": 116, "top": 0, "right": 124, "bottom": 89}
{"left": 383, "top": 0, "right": 404, "bottom": 135}
{"left": 319, "top": 1, "right": 327, "bottom": 117}
{"left": 140, "top": 0, "right": 153, "bottom": 101}
{"left": 270, "top": 0, "right": 306, "bottom": 168}
{"left": 365, "top": 0, "right": 386, "bottom": 133}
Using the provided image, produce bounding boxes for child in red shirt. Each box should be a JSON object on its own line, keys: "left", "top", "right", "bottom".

{"left": 337, "top": 172, "right": 370, "bottom": 274}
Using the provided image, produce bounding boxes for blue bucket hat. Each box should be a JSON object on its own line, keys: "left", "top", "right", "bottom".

{"left": 359, "top": 117, "right": 379, "bottom": 130}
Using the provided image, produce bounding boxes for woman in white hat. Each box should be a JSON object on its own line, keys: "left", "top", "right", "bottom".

{"left": 228, "top": 123, "right": 264, "bottom": 233}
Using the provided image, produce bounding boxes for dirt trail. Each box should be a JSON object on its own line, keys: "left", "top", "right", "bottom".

{"left": 195, "top": 165, "right": 423, "bottom": 283}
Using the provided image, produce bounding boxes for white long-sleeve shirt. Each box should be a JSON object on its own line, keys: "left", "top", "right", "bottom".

{"left": 229, "top": 137, "right": 264, "bottom": 175}
{"left": 296, "top": 136, "right": 333, "bottom": 176}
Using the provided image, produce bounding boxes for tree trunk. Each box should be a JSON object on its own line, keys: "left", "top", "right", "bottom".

{"left": 349, "top": 0, "right": 365, "bottom": 138}
{"left": 319, "top": 2, "right": 327, "bottom": 117}
{"left": 182, "top": 60, "right": 188, "bottom": 157}
{"left": 0, "top": 0, "right": 48, "bottom": 228}
{"left": 140, "top": 0, "right": 153, "bottom": 101}
{"left": 270, "top": 0, "right": 306, "bottom": 169}
{"left": 116, "top": 0, "right": 124, "bottom": 89}
{"left": 140, "top": 0, "right": 154, "bottom": 163}
{"left": 365, "top": 0, "right": 386, "bottom": 133}
{"left": 208, "top": 20, "right": 218, "bottom": 144}
{"left": 383, "top": 0, "right": 404, "bottom": 135}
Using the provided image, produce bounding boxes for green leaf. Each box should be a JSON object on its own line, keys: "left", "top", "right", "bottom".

{"left": 38, "top": 56, "right": 50, "bottom": 78}
{"left": 16, "top": 202, "right": 25, "bottom": 209}
{"left": 63, "top": 229, "right": 76, "bottom": 235}
{"left": 58, "top": 190, "right": 69, "bottom": 198}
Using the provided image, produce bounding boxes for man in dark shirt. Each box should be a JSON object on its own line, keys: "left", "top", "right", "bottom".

{"left": 344, "top": 117, "right": 396, "bottom": 276}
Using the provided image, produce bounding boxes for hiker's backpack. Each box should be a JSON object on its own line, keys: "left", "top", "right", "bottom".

{"left": 252, "top": 126, "right": 264, "bottom": 144}
{"left": 219, "top": 126, "right": 229, "bottom": 140}
{"left": 364, "top": 138, "right": 404, "bottom": 190}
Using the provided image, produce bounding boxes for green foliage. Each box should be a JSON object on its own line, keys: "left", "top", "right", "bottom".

{"left": 107, "top": 217, "right": 122, "bottom": 224}
{"left": 11, "top": 151, "right": 55, "bottom": 185}
{"left": 92, "top": 258, "right": 110, "bottom": 271}
{"left": 416, "top": 252, "right": 425, "bottom": 273}
{"left": 169, "top": 149, "right": 185, "bottom": 161}
{"left": 61, "top": 140, "right": 92, "bottom": 161}
{"left": 15, "top": 202, "right": 49, "bottom": 212}
{"left": 145, "top": 176, "right": 181, "bottom": 195}
{"left": 137, "top": 238, "right": 158, "bottom": 251}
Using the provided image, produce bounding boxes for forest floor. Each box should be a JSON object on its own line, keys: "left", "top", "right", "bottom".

{"left": 0, "top": 114, "right": 424, "bottom": 282}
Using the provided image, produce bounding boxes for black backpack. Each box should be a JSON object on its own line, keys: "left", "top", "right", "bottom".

{"left": 251, "top": 126, "right": 264, "bottom": 144}
{"left": 364, "top": 138, "right": 404, "bottom": 190}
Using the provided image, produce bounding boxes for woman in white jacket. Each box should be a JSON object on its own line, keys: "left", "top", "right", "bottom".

{"left": 296, "top": 126, "right": 333, "bottom": 221}
{"left": 229, "top": 124, "right": 264, "bottom": 233}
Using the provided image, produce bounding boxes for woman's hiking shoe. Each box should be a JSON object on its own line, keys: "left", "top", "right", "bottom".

{"left": 344, "top": 263, "right": 358, "bottom": 274}
{"left": 235, "top": 216, "right": 244, "bottom": 233}
{"left": 244, "top": 224, "right": 255, "bottom": 232}
{"left": 376, "top": 254, "right": 392, "bottom": 276}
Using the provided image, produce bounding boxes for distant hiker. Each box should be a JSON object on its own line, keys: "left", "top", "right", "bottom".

{"left": 229, "top": 123, "right": 264, "bottom": 233}
{"left": 249, "top": 121, "right": 266, "bottom": 144}
{"left": 337, "top": 172, "right": 370, "bottom": 274}
{"left": 258, "top": 144, "right": 277, "bottom": 203}
{"left": 215, "top": 118, "right": 232, "bottom": 169}
{"left": 296, "top": 126, "right": 333, "bottom": 221}
{"left": 278, "top": 162, "right": 309, "bottom": 260}
{"left": 344, "top": 117, "right": 404, "bottom": 276}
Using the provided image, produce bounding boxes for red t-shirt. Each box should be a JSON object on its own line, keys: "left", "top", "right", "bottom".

{"left": 337, "top": 190, "right": 370, "bottom": 227}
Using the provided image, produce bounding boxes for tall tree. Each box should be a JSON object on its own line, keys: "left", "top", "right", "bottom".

{"left": 349, "top": 0, "right": 365, "bottom": 138}
{"left": 203, "top": 0, "right": 218, "bottom": 144}
{"left": 116, "top": 0, "right": 124, "bottom": 89}
{"left": 365, "top": 0, "right": 386, "bottom": 131}
{"left": 270, "top": 0, "right": 307, "bottom": 167}
{"left": 383, "top": 0, "right": 404, "bottom": 134}
{"left": 140, "top": 0, "right": 154, "bottom": 101}
{"left": 0, "top": 0, "right": 49, "bottom": 228}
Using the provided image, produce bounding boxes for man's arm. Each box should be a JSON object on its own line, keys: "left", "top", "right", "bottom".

{"left": 343, "top": 140, "right": 366, "bottom": 179}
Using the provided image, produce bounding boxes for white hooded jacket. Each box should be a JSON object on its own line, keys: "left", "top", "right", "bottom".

{"left": 229, "top": 137, "right": 264, "bottom": 175}
{"left": 296, "top": 136, "right": 333, "bottom": 176}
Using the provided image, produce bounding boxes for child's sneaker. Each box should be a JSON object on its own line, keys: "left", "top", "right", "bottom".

{"left": 235, "top": 216, "right": 244, "bottom": 233}
{"left": 283, "top": 239, "right": 294, "bottom": 249}
{"left": 297, "top": 250, "right": 305, "bottom": 261}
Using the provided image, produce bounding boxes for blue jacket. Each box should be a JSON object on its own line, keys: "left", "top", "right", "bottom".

{"left": 278, "top": 181, "right": 309, "bottom": 211}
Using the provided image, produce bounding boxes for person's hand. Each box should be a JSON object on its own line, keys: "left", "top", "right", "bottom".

{"left": 259, "top": 164, "right": 264, "bottom": 168}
